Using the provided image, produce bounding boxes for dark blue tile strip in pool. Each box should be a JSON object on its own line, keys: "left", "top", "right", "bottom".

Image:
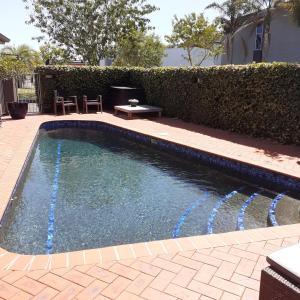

{"left": 268, "top": 193, "right": 287, "bottom": 226}
{"left": 46, "top": 141, "right": 62, "bottom": 254}
{"left": 207, "top": 190, "right": 240, "bottom": 234}
{"left": 172, "top": 191, "right": 210, "bottom": 238}
{"left": 236, "top": 191, "right": 261, "bottom": 231}
{"left": 39, "top": 120, "right": 300, "bottom": 193}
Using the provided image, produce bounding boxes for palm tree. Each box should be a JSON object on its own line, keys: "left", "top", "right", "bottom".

{"left": 0, "top": 44, "right": 42, "bottom": 71}
{"left": 281, "top": 0, "right": 300, "bottom": 25}
{"left": 206, "top": 0, "right": 258, "bottom": 63}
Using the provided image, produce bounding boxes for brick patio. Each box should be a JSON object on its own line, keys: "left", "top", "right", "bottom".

{"left": 0, "top": 113, "right": 299, "bottom": 300}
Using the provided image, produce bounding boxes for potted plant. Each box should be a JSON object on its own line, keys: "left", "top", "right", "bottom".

{"left": 0, "top": 54, "right": 30, "bottom": 119}
{"left": 128, "top": 99, "right": 139, "bottom": 107}
{"left": 7, "top": 102, "right": 28, "bottom": 119}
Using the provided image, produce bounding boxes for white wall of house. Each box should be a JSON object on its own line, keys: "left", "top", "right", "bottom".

{"left": 222, "top": 8, "right": 300, "bottom": 65}
{"left": 99, "top": 48, "right": 221, "bottom": 67}
{"left": 99, "top": 58, "right": 113, "bottom": 67}
{"left": 163, "top": 48, "right": 220, "bottom": 67}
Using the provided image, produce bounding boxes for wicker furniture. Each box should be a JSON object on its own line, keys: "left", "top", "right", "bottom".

{"left": 83, "top": 95, "right": 103, "bottom": 113}
{"left": 259, "top": 244, "right": 300, "bottom": 300}
{"left": 53, "top": 90, "right": 79, "bottom": 115}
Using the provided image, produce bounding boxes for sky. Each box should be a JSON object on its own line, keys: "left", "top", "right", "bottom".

{"left": 0, "top": 0, "right": 221, "bottom": 50}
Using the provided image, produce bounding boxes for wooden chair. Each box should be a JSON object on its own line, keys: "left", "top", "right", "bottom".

{"left": 83, "top": 95, "right": 103, "bottom": 113}
{"left": 53, "top": 90, "right": 79, "bottom": 115}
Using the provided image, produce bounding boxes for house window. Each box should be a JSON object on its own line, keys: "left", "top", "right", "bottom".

{"left": 255, "top": 24, "right": 263, "bottom": 50}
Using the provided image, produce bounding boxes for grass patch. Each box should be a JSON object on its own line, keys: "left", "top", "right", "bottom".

{"left": 18, "top": 88, "right": 36, "bottom": 100}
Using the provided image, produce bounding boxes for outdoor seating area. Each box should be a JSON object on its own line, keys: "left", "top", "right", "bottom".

{"left": 53, "top": 92, "right": 104, "bottom": 116}
{"left": 52, "top": 89, "right": 162, "bottom": 119}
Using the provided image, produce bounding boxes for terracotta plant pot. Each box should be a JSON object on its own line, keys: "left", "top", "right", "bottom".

{"left": 8, "top": 102, "right": 28, "bottom": 119}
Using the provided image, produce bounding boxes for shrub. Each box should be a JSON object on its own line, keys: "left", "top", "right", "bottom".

{"left": 36, "top": 63, "right": 300, "bottom": 144}
{"left": 0, "top": 55, "right": 29, "bottom": 80}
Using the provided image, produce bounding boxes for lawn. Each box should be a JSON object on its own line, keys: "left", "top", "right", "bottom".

{"left": 18, "top": 88, "right": 36, "bottom": 101}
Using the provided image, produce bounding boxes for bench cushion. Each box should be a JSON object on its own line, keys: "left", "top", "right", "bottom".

{"left": 267, "top": 243, "right": 300, "bottom": 285}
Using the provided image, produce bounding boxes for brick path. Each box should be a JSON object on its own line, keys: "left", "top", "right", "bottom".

{"left": 0, "top": 113, "right": 299, "bottom": 299}
{"left": 0, "top": 236, "right": 299, "bottom": 300}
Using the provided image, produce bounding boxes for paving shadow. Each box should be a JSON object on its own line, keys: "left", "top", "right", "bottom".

{"left": 153, "top": 118, "right": 300, "bottom": 161}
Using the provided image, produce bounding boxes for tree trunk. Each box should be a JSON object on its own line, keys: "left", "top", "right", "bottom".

{"left": 187, "top": 48, "right": 193, "bottom": 66}
{"left": 262, "top": 7, "right": 272, "bottom": 62}
{"left": 230, "top": 35, "right": 234, "bottom": 64}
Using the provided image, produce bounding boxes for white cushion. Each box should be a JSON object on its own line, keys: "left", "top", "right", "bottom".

{"left": 267, "top": 243, "right": 300, "bottom": 285}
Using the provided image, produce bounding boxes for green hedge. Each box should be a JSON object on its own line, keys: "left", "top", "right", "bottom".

{"left": 36, "top": 63, "right": 300, "bottom": 144}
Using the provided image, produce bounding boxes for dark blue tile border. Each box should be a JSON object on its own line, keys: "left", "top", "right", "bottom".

{"left": 40, "top": 120, "right": 300, "bottom": 193}
{"left": 236, "top": 191, "right": 261, "bottom": 231}
{"left": 268, "top": 192, "right": 287, "bottom": 226}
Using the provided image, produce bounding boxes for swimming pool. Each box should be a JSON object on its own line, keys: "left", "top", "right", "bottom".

{"left": 0, "top": 121, "right": 299, "bottom": 255}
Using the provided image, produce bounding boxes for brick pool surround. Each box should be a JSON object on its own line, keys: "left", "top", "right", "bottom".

{"left": 0, "top": 114, "right": 299, "bottom": 276}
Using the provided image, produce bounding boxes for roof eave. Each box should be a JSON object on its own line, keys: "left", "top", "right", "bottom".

{"left": 0, "top": 33, "right": 10, "bottom": 44}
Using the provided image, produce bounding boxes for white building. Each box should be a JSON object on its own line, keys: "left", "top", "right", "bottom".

{"left": 99, "top": 47, "right": 220, "bottom": 67}
{"left": 163, "top": 48, "right": 220, "bottom": 67}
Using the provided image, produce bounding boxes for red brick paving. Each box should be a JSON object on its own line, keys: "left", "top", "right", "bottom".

{"left": 0, "top": 237, "right": 291, "bottom": 300}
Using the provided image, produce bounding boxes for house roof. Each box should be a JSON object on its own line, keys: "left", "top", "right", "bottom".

{"left": 239, "top": 6, "right": 286, "bottom": 25}
{"left": 0, "top": 33, "right": 10, "bottom": 44}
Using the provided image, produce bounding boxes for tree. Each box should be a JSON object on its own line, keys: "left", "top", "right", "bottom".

{"left": 39, "top": 43, "right": 73, "bottom": 65}
{"left": 288, "top": 0, "right": 300, "bottom": 25}
{"left": 281, "top": 0, "right": 300, "bottom": 25}
{"left": 24, "top": 0, "right": 158, "bottom": 65}
{"left": 113, "top": 30, "right": 165, "bottom": 67}
{"left": 165, "top": 13, "right": 222, "bottom": 66}
{"left": 0, "top": 44, "right": 42, "bottom": 71}
{"left": 206, "top": 0, "right": 258, "bottom": 63}
{"left": 0, "top": 55, "right": 29, "bottom": 80}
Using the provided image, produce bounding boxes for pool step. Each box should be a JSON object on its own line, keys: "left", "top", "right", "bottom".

{"left": 207, "top": 190, "right": 292, "bottom": 234}
{"left": 237, "top": 192, "right": 261, "bottom": 231}
{"left": 172, "top": 190, "right": 297, "bottom": 239}
{"left": 239, "top": 191, "right": 275, "bottom": 231}
{"left": 208, "top": 190, "right": 246, "bottom": 234}
{"left": 268, "top": 193, "right": 287, "bottom": 226}
{"left": 172, "top": 191, "right": 210, "bottom": 238}
{"left": 207, "top": 189, "right": 285, "bottom": 234}
{"left": 271, "top": 194, "right": 300, "bottom": 227}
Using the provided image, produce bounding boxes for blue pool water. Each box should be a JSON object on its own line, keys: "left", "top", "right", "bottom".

{"left": 0, "top": 127, "right": 299, "bottom": 254}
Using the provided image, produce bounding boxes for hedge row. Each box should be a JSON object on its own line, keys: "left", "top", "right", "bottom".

{"left": 36, "top": 63, "right": 300, "bottom": 144}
